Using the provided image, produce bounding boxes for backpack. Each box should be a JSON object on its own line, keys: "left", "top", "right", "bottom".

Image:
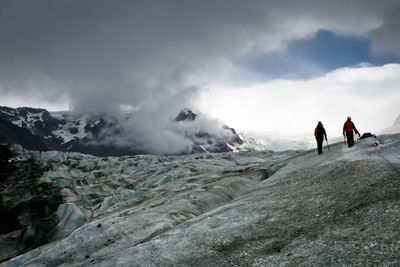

{"left": 316, "top": 124, "right": 324, "bottom": 138}
{"left": 360, "top": 132, "right": 376, "bottom": 139}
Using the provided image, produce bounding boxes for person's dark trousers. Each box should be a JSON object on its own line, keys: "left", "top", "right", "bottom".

{"left": 317, "top": 138, "right": 323, "bottom": 154}
{"left": 346, "top": 131, "right": 354, "bottom": 147}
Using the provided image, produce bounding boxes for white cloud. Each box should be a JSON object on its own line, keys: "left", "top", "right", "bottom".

{"left": 198, "top": 64, "right": 400, "bottom": 137}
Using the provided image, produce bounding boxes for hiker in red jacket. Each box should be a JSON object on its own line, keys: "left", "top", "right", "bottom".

{"left": 314, "top": 121, "right": 327, "bottom": 154}
{"left": 343, "top": 116, "right": 360, "bottom": 147}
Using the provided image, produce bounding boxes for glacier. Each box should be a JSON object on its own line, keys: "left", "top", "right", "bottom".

{"left": 0, "top": 134, "right": 399, "bottom": 266}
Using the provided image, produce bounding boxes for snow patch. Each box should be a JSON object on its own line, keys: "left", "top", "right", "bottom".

{"left": 7, "top": 111, "right": 45, "bottom": 131}
{"left": 52, "top": 114, "right": 88, "bottom": 144}
{"left": 10, "top": 119, "right": 23, "bottom": 128}
{"left": 0, "top": 110, "right": 16, "bottom": 116}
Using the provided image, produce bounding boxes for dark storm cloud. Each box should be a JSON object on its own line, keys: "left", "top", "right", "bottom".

{"left": 1, "top": 0, "right": 398, "bottom": 108}
{"left": 0, "top": 1, "right": 269, "bottom": 117}
{"left": 371, "top": 5, "right": 400, "bottom": 54}
{"left": 1, "top": 0, "right": 399, "bottom": 153}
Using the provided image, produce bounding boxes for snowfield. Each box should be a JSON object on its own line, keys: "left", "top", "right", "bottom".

{"left": 1, "top": 134, "right": 399, "bottom": 266}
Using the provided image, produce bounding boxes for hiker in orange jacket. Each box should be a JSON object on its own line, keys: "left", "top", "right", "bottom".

{"left": 343, "top": 116, "right": 360, "bottom": 147}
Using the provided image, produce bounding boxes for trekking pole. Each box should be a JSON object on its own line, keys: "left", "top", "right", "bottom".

{"left": 326, "top": 139, "right": 330, "bottom": 151}
{"left": 344, "top": 135, "right": 347, "bottom": 146}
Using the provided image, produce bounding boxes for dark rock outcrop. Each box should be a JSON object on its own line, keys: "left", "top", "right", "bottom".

{"left": 175, "top": 108, "right": 198, "bottom": 122}
{"left": 0, "top": 145, "right": 63, "bottom": 262}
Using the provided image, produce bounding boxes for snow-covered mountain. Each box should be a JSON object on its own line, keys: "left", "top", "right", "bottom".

{"left": 175, "top": 108, "right": 245, "bottom": 153}
{"left": 1, "top": 133, "right": 399, "bottom": 266}
{"left": 380, "top": 114, "right": 400, "bottom": 134}
{"left": 394, "top": 115, "right": 400, "bottom": 126}
{"left": 0, "top": 106, "right": 246, "bottom": 156}
{"left": 389, "top": 114, "right": 400, "bottom": 132}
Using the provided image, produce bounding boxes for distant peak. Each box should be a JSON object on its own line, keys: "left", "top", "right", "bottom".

{"left": 394, "top": 115, "right": 400, "bottom": 126}
{"left": 175, "top": 108, "right": 197, "bottom": 122}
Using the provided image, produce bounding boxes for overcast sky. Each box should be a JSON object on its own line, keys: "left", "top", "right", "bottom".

{"left": 1, "top": 0, "right": 400, "bottom": 140}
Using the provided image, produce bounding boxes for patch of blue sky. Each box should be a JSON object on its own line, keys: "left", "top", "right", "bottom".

{"left": 239, "top": 30, "right": 400, "bottom": 81}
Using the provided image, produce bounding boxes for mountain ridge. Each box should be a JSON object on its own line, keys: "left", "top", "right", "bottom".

{"left": 0, "top": 106, "right": 246, "bottom": 156}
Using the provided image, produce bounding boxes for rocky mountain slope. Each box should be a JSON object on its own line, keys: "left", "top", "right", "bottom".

{"left": 0, "top": 117, "right": 49, "bottom": 151}
{"left": 394, "top": 115, "right": 400, "bottom": 126}
{"left": 1, "top": 134, "right": 399, "bottom": 266}
{"left": 175, "top": 108, "right": 244, "bottom": 153}
{"left": 383, "top": 114, "right": 400, "bottom": 134}
{"left": 0, "top": 106, "right": 245, "bottom": 156}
